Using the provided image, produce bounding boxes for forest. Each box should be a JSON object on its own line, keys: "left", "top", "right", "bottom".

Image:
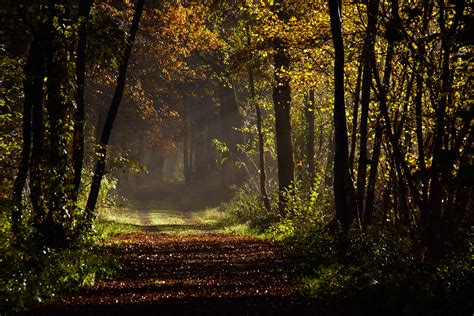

{"left": 0, "top": 0, "right": 472, "bottom": 314}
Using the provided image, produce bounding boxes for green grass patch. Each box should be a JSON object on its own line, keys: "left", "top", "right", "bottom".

{"left": 95, "top": 203, "right": 263, "bottom": 237}
{"left": 147, "top": 209, "right": 187, "bottom": 226}
{"left": 94, "top": 205, "right": 142, "bottom": 238}
{"left": 191, "top": 207, "right": 267, "bottom": 237}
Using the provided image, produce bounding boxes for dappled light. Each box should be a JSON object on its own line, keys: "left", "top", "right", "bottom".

{"left": 1, "top": 0, "right": 472, "bottom": 314}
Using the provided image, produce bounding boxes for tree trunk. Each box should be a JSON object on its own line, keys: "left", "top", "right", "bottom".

{"left": 415, "top": 43, "right": 429, "bottom": 226}
{"left": 328, "top": 0, "right": 357, "bottom": 226}
{"left": 323, "top": 130, "right": 335, "bottom": 189}
{"left": 247, "top": 24, "right": 271, "bottom": 212}
{"left": 272, "top": 2, "right": 294, "bottom": 216}
{"left": 86, "top": 0, "right": 145, "bottom": 221}
{"left": 356, "top": 0, "right": 378, "bottom": 221}
{"left": 371, "top": 56, "right": 422, "bottom": 210}
{"left": 364, "top": 122, "right": 381, "bottom": 225}
{"left": 306, "top": 90, "right": 316, "bottom": 188}
{"left": 349, "top": 57, "right": 363, "bottom": 172}
{"left": 11, "top": 33, "right": 42, "bottom": 231}
{"left": 29, "top": 31, "right": 46, "bottom": 223}
{"left": 45, "top": 0, "right": 70, "bottom": 221}
{"left": 365, "top": 0, "right": 397, "bottom": 224}
{"left": 427, "top": 0, "right": 463, "bottom": 255}
{"left": 72, "top": 0, "right": 94, "bottom": 202}
{"left": 183, "top": 116, "right": 191, "bottom": 185}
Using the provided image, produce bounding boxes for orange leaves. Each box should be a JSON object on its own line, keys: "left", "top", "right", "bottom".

{"left": 138, "top": 2, "right": 222, "bottom": 83}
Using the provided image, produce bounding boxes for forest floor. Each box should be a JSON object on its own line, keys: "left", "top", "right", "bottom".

{"left": 30, "top": 201, "right": 319, "bottom": 315}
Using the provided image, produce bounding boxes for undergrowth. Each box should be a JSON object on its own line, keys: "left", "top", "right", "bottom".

{"left": 0, "top": 173, "right": 122, "bottom": 314}
{"left": 226, "top": 181, "right": 473, "bottom": 315}
{"left": 0, "top": 212, "right": 119, "bottom": 314}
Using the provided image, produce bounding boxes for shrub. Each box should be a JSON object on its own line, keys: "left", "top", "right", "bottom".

{"left": 0, "top": 210, "right": 118, "bottom": 314}
{"left": 224, "top": 182, "right": 279, "bottom": 231}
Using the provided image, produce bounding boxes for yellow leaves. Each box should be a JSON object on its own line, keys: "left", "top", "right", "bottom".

{"left": 159, "top": 2, "right": 222, "bottom": 52}
{"left": 244, "top": 0, "right": 334, "bottom": 92}
{"left": 136, "top": 2, "right": 223, "bottom": 82}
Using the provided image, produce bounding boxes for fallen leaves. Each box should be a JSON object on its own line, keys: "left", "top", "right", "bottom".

{"left": 39, "top": 232, "right": 298, "bottom": 310}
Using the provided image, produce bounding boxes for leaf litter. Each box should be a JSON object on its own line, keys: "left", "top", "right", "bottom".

{"left": 35, "top": 232, "right": 306, "bottom": 314}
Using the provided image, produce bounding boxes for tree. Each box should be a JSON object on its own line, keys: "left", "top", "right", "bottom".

{"left": 272, "top": 1, "right": 295, "bottom": 216}
{"left": 246, "top": 23, "right": 271, "bottom": 212}
{"left": 72, "top": 0, "right": 94, "bottom": 202}
{"left": 86, "top": 0, "right": 145, "bottom": 222}
{"left": 355, "top": 0, "right": 378, "bottom": 220}
{"left": 305, "top": 90, "right": 316, "bottom": 188}
{"left": 327, "top": 0, "right": 357, "bottom": 227}
{"left": 11, "top": 29, "right": 44, "bottom": 232}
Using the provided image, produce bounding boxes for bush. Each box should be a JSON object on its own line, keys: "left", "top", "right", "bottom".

{"left": 274, "top": 215, "right": 472, "bottom": 314}
{"left": 226, "top": 178, "right": 472, "bottom": 314}
{"left": 0, "top": 210, "right": 118, "bottom": 314}
{"left": 224, "top": 182, "right": 279, "bottom": 231}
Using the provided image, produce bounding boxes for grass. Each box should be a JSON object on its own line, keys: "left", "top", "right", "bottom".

{"left": 191, "top": 207, "right": 268, "bottom": 237}
{"left": 94, "top": 203, "right": 262, "bottom": 237}
{"left": 94, "top": 205, "right": 142, "bottom": 238}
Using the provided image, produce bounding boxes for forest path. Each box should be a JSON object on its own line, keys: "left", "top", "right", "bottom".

{"left": 34, "top": 205, "right": 314, "bottom": 315}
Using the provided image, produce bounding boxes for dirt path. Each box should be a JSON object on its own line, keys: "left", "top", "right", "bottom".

{"left": 32, "top": 207, "right": 316, "bottom": 315}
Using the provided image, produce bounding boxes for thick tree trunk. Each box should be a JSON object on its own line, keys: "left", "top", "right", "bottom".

{"left": 72, "top": 0, "right": 94, "bottom": 202}
{"left": 45, "top": 0, "right": 70, "bottom": 222}
{"left": 272, "top": 2, "right": 294, "bottom": 216}
{"left": 30, "top": 0, "right": 72, "bottom": 248}
{"left": 29, "top": 33, "right": 46, "bottom": 222}
{"left": 328, "top": 0, "right": 357, "bottom": 226}
{"left": 189, "top": 125, "right": 195, "bottom": 179}
{"left": 86, "top": 0, "right": 145, "bottom": 220}
{"left": 11, "top": 34, "right": 42, "bottom": 231}
{"left": 306, "top": 90, "right": 316, "bottom": 188}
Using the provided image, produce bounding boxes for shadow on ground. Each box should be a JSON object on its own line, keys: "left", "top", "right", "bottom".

{"left": 29, "top": 233, "right": 330, "bottom": 316}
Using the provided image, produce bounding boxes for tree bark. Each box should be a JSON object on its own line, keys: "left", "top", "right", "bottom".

{"left": 415, "top": 17, "right": 430, "bottom": 225}
{"left": 371, "top": 57, "right": 422, "bottom": 210}
{"left": 29, "top": 30, "right": 46, "bottom": 223}
{"left": 356, "top": 0, "right": 378, "bottom": 221}
{"left": 323, "top": 130, "right": 335, "bottom": 189}
{"left": 328, "top": 0, "right": 357, "bottom": 227}
{"left": 11, "top": 33, "right": 42, "bottom": 231}
{"left": 349, "top": 56, "right": 363, "bottom": 172}
{"left": 365, "top": 0, "right": 397, "bottom": 224}
{"left": 306, "top": 90, "right": 316, "bottom": 189}
{"left": 86, "top": 0, "right": 145, "bottom": 220}
{"left": 45, "top": 0, "right": 70, "bottom": 221}
{"left": 272, "top": 1, "right": 294, "bottom": 216}
{"left": 247, "top": 24, "right": 271, "bottom": 212}
{"left": 72, "top": 0, "right": 94, "bottom": 202}
{"left": 183, "top": 109, "right": 191, "bottom": 185}
{"left": 427, "top": 0, "right": 464, "bottom": 255}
